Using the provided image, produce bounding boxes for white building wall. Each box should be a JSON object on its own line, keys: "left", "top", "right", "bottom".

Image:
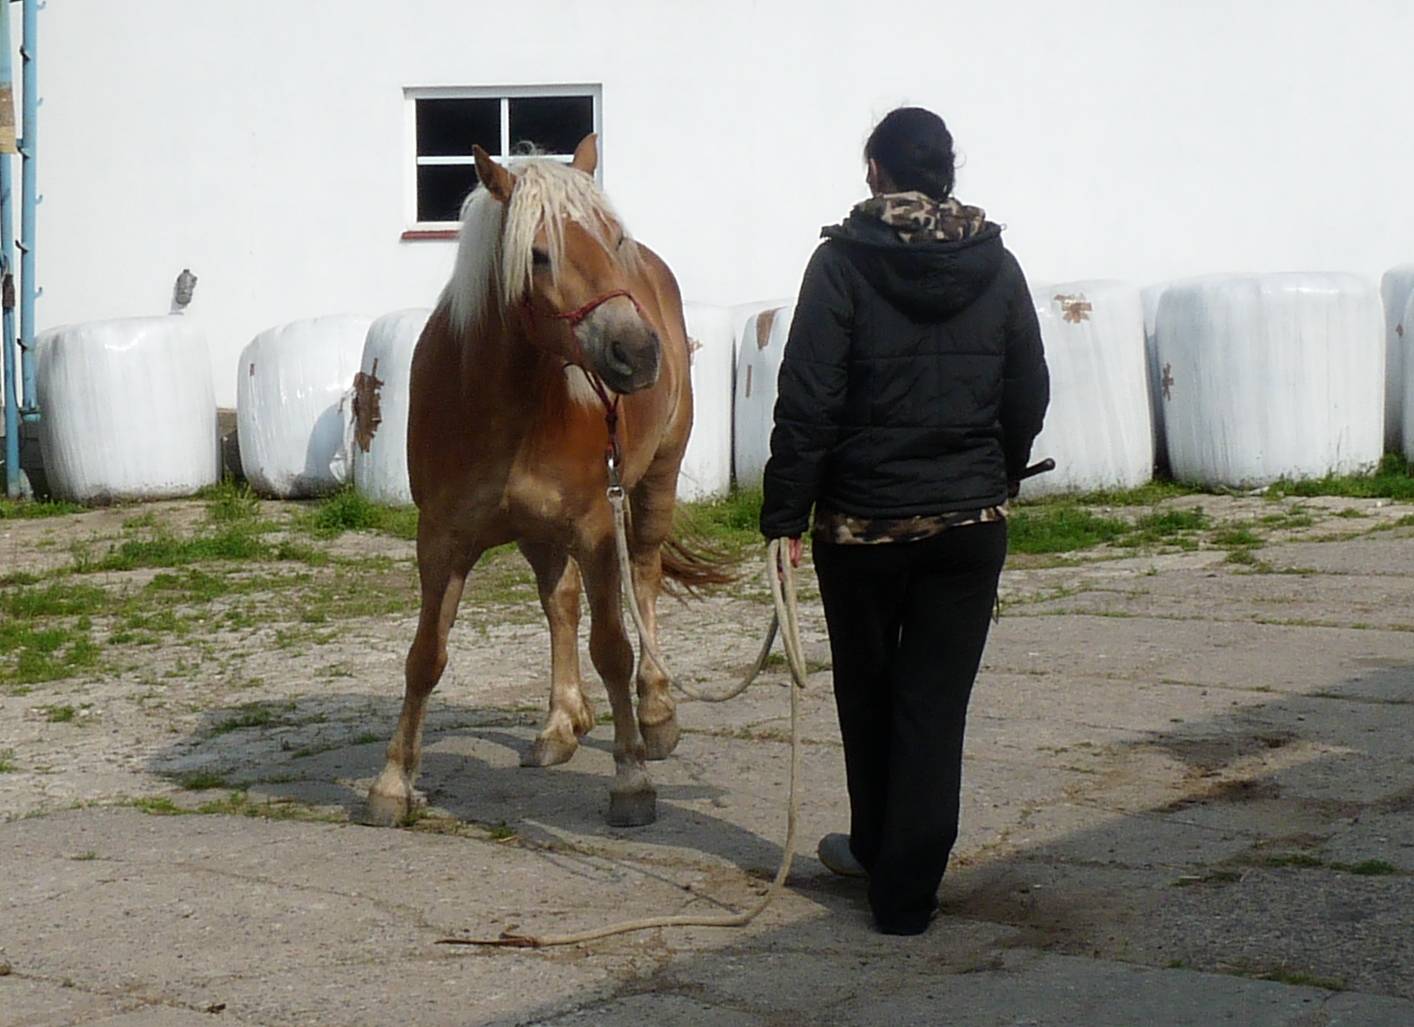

{"left": 31, "top": 0, "right": 1414, "bottom": 406}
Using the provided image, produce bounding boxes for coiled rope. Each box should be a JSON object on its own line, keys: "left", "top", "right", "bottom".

{"left": 437, "top": 493, "right": 808, "bottom": 948}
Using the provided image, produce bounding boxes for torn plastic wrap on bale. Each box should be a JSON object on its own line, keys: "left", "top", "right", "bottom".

{"left": 678, "top": 303, "right": 734, "bottom": 501}
{"left": 36, "top": 317, "right": 219, "bottom": 502}
{"left": 236, "top": 315, "right": 371, "bottom": 498}
{"left": 1021, "top": 281, "right": 1153, "bottom": 497}
{"left": 352, "top": 309, "right": 430, "bottom": 507}
{"left": 1157, "top": 274, "right": 1384, "bottom": 487}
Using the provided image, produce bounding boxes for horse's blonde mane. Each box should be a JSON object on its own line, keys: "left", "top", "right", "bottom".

{"left": 444, "top": 159, "right": 639, "bottom": 334}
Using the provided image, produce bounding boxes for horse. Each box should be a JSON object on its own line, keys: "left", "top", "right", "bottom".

{"left": 366, "top": 135, "right": 725, "bottom": 829}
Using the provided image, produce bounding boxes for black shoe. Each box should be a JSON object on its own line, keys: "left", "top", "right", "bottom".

{"left": 874, "top": 898, "right": 940, "bottom": 936}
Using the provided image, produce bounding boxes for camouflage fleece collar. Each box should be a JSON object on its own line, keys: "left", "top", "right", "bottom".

{"left": 853, "top": 191, "right": 987, "bottom": 244}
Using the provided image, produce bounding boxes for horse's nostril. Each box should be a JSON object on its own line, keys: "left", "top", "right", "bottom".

{"left": 610, "top": 340, "right": 632, "bottom": 370}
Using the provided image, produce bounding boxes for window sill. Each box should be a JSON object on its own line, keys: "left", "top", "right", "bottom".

{"left": 401, "top": 229, "right": 459, "bottom": 241}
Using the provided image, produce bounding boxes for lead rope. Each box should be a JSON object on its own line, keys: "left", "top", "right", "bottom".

{"left": 437, "top": 522, "right": 808, "bottom": 948}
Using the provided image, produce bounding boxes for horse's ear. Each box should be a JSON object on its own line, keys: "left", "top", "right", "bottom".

{"left": 473, "top": 146, "right": 514, "bottom": 203}
{"left": 570, "top": 134, "right": 599, "bottom": 176}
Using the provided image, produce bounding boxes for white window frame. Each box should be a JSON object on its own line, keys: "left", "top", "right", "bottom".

{"left": 403, "top": 84, "right": 603, "bottom": 233}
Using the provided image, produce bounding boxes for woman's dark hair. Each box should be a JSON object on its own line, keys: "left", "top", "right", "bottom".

{"left": 864, "top": 107, "right": 956, "bottom": 200}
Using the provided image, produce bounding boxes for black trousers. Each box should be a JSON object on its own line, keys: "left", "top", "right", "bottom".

{"left": 813, "top": 521, "right": 1007, "bottom": 933}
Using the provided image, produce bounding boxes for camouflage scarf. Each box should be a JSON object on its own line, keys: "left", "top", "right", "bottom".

{"left": 854, "top": 190, "right": 987, "bottom": 244}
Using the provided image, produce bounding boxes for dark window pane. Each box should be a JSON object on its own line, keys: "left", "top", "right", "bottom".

{"left": 508, "top": 95, "right": 594, "bottom": 156}
{"left": 417, "top": 164, "right": 479, "bottom": 223}
{"left": 417, "top": 98, "right": 499, "bottom": 157}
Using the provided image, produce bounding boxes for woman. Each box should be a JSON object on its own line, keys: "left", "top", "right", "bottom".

{"left": 760, "top": 106, "right": 1049, "bottom": 935}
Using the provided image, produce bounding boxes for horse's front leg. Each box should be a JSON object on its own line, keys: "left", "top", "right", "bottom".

{"left": 519, "top": 541, "right": 595, "bottom": 767}
{"left": 581, "top": 541, "right": 656, "bottom": 827}
{"left": 367, "top": 529, "right": 475, "bottom": 825}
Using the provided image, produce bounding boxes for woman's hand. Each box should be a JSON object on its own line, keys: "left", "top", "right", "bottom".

{"left": 776, "top": 537, "right": 804, "bottom": 579}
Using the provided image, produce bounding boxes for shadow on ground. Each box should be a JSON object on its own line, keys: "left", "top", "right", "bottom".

{"left": 142, "top": 655, "right": 1414, "bottom": 1023}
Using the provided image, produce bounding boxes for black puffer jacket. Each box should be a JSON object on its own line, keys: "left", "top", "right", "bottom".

{"left": 759, "top": 209, "right": 1049, "bottom": 540}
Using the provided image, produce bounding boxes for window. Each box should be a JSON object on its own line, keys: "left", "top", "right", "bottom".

{"left": 404, "top": 85, "right": 601, "bottom": 235}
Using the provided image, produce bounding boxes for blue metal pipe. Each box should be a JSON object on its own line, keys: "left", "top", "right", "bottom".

{"left": 18, "top": 0, "right": 35, "bottom": 415}
{"left": 1, "top": 3, "right": 18, "bottom": 497}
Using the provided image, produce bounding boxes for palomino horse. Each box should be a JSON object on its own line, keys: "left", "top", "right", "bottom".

{"left": 367, "top": 136, "right": 722, "bottom": 828}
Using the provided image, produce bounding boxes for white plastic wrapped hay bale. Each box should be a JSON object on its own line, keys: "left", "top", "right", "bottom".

{"left": 1157, "top": 274, "right": 1383, "bottom": 487}
{"left": 1021, "top": 282, "right": 1152, "bottom": 496}
{"left": 236, "top": 315, "right": 371, "bottom": 498}
{"left": 351, "top": 309, "right": 430, "bottom": 507}
{"left": 36, "top": 317, "right": 219, "bottom": 502}
{"left": 732, "top": 303, "right": 794, "bottom": 487}
{"left": 678, "top": 303, "right": 734, "bottom": 501}
{"left": 1381, "top": 265, "right": 1414, "bottom": 452}
{"left": 1403, "top": 290, "right": 1414, "bottom": 461}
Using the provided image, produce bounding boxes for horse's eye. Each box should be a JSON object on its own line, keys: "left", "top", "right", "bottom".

{"left": 532, "top": 248, "right": 550, "bottom": 267}
{"left": 615, "top": 235, "right": 627, "bottom": 250}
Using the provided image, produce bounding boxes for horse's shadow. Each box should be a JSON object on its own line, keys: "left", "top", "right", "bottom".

{"left": 147, "top": 690, "right": 790, "bottom": 876}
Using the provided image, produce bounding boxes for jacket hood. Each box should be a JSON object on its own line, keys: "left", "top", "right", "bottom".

{"left": 821, "top": 209, "right": 1006, "bottom": 320}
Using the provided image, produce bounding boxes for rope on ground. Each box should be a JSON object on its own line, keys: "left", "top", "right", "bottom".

{"left": 436, "top": 520, "right": 808, "bottom": 949}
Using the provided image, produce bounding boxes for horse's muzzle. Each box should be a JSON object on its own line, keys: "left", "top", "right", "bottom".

{"left": 581, "top": 301, "right": 661, "bottom": 394}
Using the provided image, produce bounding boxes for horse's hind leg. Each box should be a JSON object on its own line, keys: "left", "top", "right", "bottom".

{"left": 626, "top": 471, "right": 681, "bottom": 761}
{"left": 519, "top": 542, "right": 595, "bottom": 768}
{"left": 629, "top": 546, "right": 680, "bottom": 761}
{"left": 366, "top": 535, "right": 472, "bottom": 826}
{"left": 581, "top": 543, "right": 656, "bottom": 827}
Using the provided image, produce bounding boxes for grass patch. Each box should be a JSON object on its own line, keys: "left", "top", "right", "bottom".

{"left": 0, "top": 749, "right": 15, "bottom": 772}
{"left": 486, "top": 820, "right": 517, "bottom": 841}
{"left": 299, "top": 488, "right": 419, "bottom": 541}
{"left": 1256, "top": 853, "right": 1400, "bottom": 876}
{"left": 84, "top": 523, "right": 272, "bottom": 571}
{"left": 1, "top": 582, "right": 109, "bottom": 620}
{"left": 127, "top": 796, "right": 184, "bottom": 816}
{"left": 209, "top": 702, "right": 284, "bottom": 735}
{"left": 1260, "top": 852, "right": 1326, "bottom": 869}
{"left": 1267, "top": 453, "right": 1414, "bottom": 501}
{"left": 1224, "top": 548, "right": 1263, "bottom": 567}
{"left": 1115, "top": 506, "right": 1210, "bottom": 548}
{"left": 675, "top": 488, "right": 764, "bottom": 554}
{"left": 1024, "top": 480, "right": 1202, "bottom": 507}
{"left": 1345, "top": 859, "right": 1398, "bottom": 876}
{"left": 1244, "top": 967, "right": 1346, "bottom": 991}
{"left": 200, "top": 478, "right": 260, "bottom": 523}
{"left": 70, "top": 851, "right": 98, "bottom": 861}
{"left": 1, "top": 620, "right": 101, "bottom": 687}
{"left": 42, "top": 703, "right": 79, "bottom": 723}
{"left": 0, "top": 497, "right": 86, "bottom": 519}
{"left": 177, "top": 770, "right": 232, "bottom": 791}
{"left": 1212, "top": 526, "right": 1263, "bottom": 548}
{"left": 1008, "top": 505, "right": 1130, "bottom": 554}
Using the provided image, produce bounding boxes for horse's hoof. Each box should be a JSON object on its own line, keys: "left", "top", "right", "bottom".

{"left": 522, "top": 735, "right": 579, "bottom": 768}
{"left": 640, "top": 718, "right": 681, "bottom": 761}
{"left": 570, "top": 699, "right": 597, "bottom": 738}
{"left": 607, "top": 787, "right": 657, "bottom": 828}
{"left": 364, "top": 786, "right": 415, "bottom": 827}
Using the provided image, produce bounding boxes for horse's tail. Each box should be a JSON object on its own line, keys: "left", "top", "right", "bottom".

{"left": 659, "top": 534, "right": 738, "bottom": 595}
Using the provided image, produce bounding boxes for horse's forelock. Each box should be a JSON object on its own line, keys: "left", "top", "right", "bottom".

{"left": 445, "top": 160, "right": 639, "bottom": 336}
